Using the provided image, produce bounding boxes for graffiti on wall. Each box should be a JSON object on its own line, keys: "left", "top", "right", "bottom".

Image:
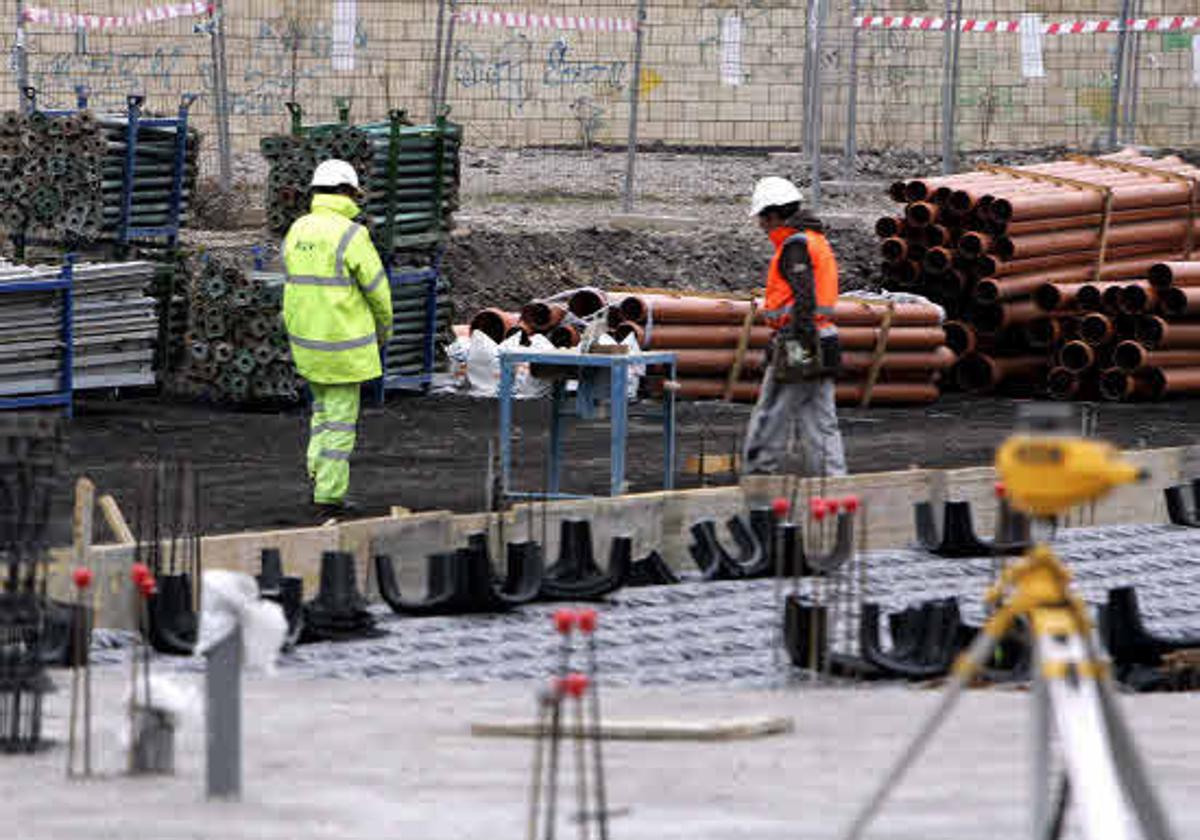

{"left": 27, "top": 16, "right": 373, "bottom": 117}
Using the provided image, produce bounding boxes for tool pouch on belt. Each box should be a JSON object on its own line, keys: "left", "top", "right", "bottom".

{"left": 771, "top": 232, "right": 839, "bottom": 382}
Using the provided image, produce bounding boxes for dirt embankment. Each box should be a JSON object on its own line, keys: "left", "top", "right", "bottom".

{"left": 443, "top": 211, "right": 881, "bottom": 316}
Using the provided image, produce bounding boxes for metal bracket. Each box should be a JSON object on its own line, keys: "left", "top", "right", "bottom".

{"left": 284, "top": 101, "right": 303, "bottom": 136}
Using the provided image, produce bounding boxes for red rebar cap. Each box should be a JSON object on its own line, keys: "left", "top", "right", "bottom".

{"left": 553, "top": 608, "right": 577, "bottom": 635}
{"left": 562, "top": 672, "right": 590, "bottom": 698}
{"left": 841, "top": 495, "right": 861, "bottom": 513}
{"left": 576, "top": 608, "right": 597, "bottom": 634}
{"left": 825, "top": 498, "right": 841, "bottom": 515}
{"left": 137, "top": 577, "right": 157, "bottom": 598}
{"left": 130, "top": 563, "right": 151, "bottom": 585}
{"left": 72, "top": 567, "right": 93, "bottom": 590}
{"left": 994, "top": 481, "right": 1007, "bottom": 499}
{"left": 809, "top": 498, "right": 827, "bottom": 521}
{"left": 771, "top": 496, "right": 791, "bottom": 517}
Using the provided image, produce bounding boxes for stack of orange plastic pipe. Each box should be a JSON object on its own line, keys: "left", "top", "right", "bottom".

{"left": 466, "top": 290, "right": 951, "bottom": 405}
{"left": 610, "top": 293, "right": 951, "bottom": 405}
{"left": 878, "top": 149, "right": 1200, "bottom": 400}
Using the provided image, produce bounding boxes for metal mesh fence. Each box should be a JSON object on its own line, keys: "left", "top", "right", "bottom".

{"left": 3, "top": 0, "right": 1199, "bottom": 206}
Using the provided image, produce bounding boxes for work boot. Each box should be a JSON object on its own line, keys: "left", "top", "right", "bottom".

{"left": 313, "top": 499, "right": 362, "bottom": 524}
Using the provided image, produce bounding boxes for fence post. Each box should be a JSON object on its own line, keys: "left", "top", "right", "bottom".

{"left": 14, "top": 0, "right": 28, "bottom": 110}
{"left": 939, "top": 0, "right": 963, "bottom": 175}
{"left": 208, "top": 0, "right": 233, "bottom": 191}
{"left": 843, "top": 0, "right": 862, "bottom": 181}
{"left": 430, "top": 0, "right": 447, "bottom": 121}
{"left": 621, "top": 0, "right": 648, "bottom": 213}
{"left": 805, "top": 0, "right": 827, "bottom": 209}
{"left": 1108, "top": 0, "right": 1133, "bottom": 149}
{"left": 1122, "top": 0, "right": 1144, "bottom": 145}
{"left": 437, "top": 0, "right": 459, "bottom": 115}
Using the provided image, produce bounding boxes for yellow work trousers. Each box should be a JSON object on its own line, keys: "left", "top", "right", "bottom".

{"left": 306, "top": 382, "right": 360, "bottom": 504}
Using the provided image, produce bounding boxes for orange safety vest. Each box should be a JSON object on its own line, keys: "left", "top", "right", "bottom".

{"left": 762, "top": 226, "right": 839, "bottom": 331}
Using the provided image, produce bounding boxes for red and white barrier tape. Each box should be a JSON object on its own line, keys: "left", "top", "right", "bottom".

{"left": 454, "top": 9, "right": 637, "bottom": 33}
{"left": 21, "top": 1, "right": 210, "bottom": 29}
{"left": 855, "top": 15, "right": 1200, "bottom": 34}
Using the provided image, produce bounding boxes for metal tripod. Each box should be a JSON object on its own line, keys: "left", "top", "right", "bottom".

{"left": 841, "top": 544, "right": 1175, "bottom": 840}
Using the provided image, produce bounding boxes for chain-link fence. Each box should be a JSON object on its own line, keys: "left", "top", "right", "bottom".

{"left": 4, "top": 0, "right": 1199, "bottom": 210}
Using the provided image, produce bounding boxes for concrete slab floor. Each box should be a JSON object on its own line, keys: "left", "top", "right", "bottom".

{"left": 8, "top": 673, "right": 1200, "bottom": 839}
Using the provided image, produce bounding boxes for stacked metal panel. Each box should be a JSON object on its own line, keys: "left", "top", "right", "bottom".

{"left": 0, "top": 260, "right": 158, "bottom": 396}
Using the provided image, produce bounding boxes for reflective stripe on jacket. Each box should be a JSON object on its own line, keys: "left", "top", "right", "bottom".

{"left": 761, "top": 226, "right": 838, "bottom": 331}
{"left": 282, "top": 193, "right": 392, "bottom": 384}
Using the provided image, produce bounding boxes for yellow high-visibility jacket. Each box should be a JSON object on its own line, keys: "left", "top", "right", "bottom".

{"left": 282, "top": 193, "right": 392, "bottom": 383}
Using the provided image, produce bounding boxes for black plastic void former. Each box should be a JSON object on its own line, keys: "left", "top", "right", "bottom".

{"left": 1099, "top": 586, "right": 1200, "bottom": 667}
{"left": 781, "top": 596, "right": 882, "bottom": 678}
{"left": 698, "top": 507, "right": 856, "bottom": 579}
{"left": 301, "top": 551, "right": 380, "bottom": 643}
{"left": 376, "top": 531, "right": 544, "bottom": 616}
{"left": 1164, "top": 480, "right": 1200, "bottom": 527}
{"left": 913, "top": 499, "right": 1031, "bottom": 558}
{"left": 859, "top": 599, "right": 971, "bottom": 679}
{"left": 627, "top": 550, "right": 680, "bottom": 586}
{"left": 539, "top": 519, "right": 630, "bottom": 600}
{"left": 146, "top": 573, "right": 198, "bottom": 655}
{"left": 257, "top": 549, "right": 305, "bottom": 649}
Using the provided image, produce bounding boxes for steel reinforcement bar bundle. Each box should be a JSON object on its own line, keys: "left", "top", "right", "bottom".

{"left": 879, "top": 148, "right": 1200, "bottom": 400}
{"left": 0, "top": 107, "right": 198, "bottom": 243}
{"left": 468, "top": 289, "right": 951, "bottom": 405}
{"left": 260, "top": 113, "right": 461, "bottom": 259}
{"left": 0, "top": 260, "right": 159, "bottom": 396}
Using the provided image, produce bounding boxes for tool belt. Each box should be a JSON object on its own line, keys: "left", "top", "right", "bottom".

{"left": 772, "top": 330, "right": 840, "bottom": 383}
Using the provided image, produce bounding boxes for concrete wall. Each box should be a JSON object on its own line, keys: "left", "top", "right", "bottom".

{"left": 52, "top": 443, "right": 1196, "bottom": 629}
{"left": 8, "top": 0, "right": 1197, "bottom": 171}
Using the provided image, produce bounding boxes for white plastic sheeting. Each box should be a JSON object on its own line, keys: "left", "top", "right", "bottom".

{"left": 195, "top": 570, "right": 287, "bottom": 675}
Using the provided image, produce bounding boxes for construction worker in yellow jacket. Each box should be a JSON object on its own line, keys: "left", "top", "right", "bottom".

{"left": 282, "top": 159, "right": 392, "bottom": 517}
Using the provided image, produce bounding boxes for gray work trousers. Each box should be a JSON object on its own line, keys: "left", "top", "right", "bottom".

{"left": 742, "top": 367, "right": 847, "bottom": 476}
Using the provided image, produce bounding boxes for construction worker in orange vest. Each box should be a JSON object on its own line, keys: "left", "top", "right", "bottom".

{"left": 742, "top": 177, "right": 847, "bottom": 476}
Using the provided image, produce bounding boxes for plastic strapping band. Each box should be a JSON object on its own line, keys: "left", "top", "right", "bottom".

{"left": 860, "top": 303, "right": 894, "bottom": 409}
{"left": 643, "top": 298, "right": 654, "bottom": 348}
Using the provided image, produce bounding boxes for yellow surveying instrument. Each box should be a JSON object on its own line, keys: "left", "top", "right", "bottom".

{"left": 842, "top": 406, "right": 1174, "bottom": 840}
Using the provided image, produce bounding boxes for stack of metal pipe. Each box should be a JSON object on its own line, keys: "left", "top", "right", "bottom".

{"left": 880, "top": 149, "right": 1200, "bottom": 400}
{"left": 260, "top": 118, "right": 460, "bottom": 259}
{"left": 0, "top": 110, "right": 104, "bottom": 237}
{"left": 467, "top": 289, "right": 950, "bottom": 405}
{"left": 97, "top": 114, "right": 200, "bottom": 235}
{"left": 179, "top": 258, "right": 299, "bottom": 405}
{"left": 0, "top": 108, "right": 198, "bottom": 242}
{"left": 0, "top": 260, "right": 159, "bottom": 396}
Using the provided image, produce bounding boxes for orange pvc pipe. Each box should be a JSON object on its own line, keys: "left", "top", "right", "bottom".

{"left": 1135, "top": 316, "right": 1200, "bottom": 349}
{"left": 519, "top": 301, "right": 567, "bottom": 332}
{"left": 973, "top": 301, "right": 1044, "bottom": 332}
{"left": 1113, "top": 340, "right": 1200, "bottom": 372}
{"left": 955, "top": 353, "right": 1047, "bottom": 392}
{"left": 568, "top": 289, "right": 607, "bottom": 318}
{"left": 1136, "top": 367, "right": 1200, "bottom": 398}
{"left": 469, "top": 308, "right": 520, "bottom": 343}
{"left": 1059, "top": 340, "right": 1097, "bottom": 373}
{"left": 1162, "top": 287, "right": 1200, "bottom": 316}
{"left": 1115, "top": 282, "right": 1156, "bottom": 315}
{"left": 1148, "top": 261, "right": 1200, "bottom": 290}
{"left": 996, "top": 218, "right": 1200, "bottom": 261}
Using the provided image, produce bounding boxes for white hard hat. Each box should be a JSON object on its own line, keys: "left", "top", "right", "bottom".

{"left": 749, "top": 177, "right": 803, "bottom": 217}
{"left": 311, "top": 159, "right": 361, "bottom": 190}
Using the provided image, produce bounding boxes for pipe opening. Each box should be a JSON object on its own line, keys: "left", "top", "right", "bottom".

{"left": 1099, "top": 368, "right": 1133, "bottom": 401}
{"left": 1033, "top": 283, "right": 1062, "bottom": 312}
{"left": 881, "top": 238, "right": 907, "bottom": 262}
{"left": 1076, "top": 285, "right": 1103, "bottom": 312}
{"left": 1080, "top": 314, "right": 1114, "bottom": 346}
{"left": 1113, "top": 340, "right": 1147, "bottom": 372}
{"left": 955, "top": 354, "right": 997, "bottom": 392}
{"left": 1046, "top": 368, "right": 1079, "bottom": 401}
{"left": 1147, "top": 262, "right": 1174, "bottom": 288}
{"left": 1026, "top": 319, "right": 1061, "bottom": 349}
{"left": 875, "top": 216, "right": 901, "bottom": 238}
{"left": 943, "top": 322, "right": 975, "bottom": 356}
{"left": 1163, "top": 287, "right": 1189, "bottom": 316}
{"left": 1135, "top": 316, "right": 1166, "bottom": 347}
{"left": 1059, "top": 341, "right": 1095, "bottom": 373}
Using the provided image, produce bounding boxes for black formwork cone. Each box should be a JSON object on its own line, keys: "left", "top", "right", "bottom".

{"left": 147, "top": 573, "right": 197, "bottom": 656}
{"left": 257, "top": 549, "right": 304, "bottom": 649}
{"left": 301, "top": 551, "right": 379, "bottom": 643}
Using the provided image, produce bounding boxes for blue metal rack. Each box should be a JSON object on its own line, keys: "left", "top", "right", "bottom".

{"left": 376, "top": 248, "right": 444, "bottom": 399}
{"left": 498, "top": 350, "right": 678, "bottom": 500}
{"left": 0, "top": 257, "right": 75, "bottom": 417}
